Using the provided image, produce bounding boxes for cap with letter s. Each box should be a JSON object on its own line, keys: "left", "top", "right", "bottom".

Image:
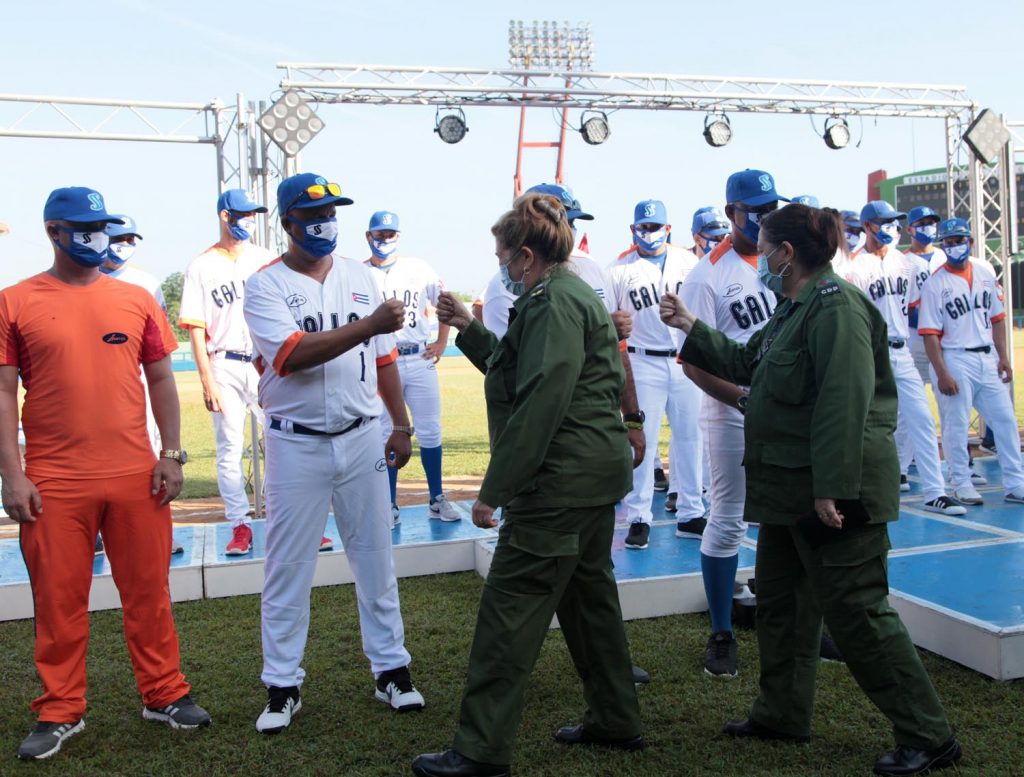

{"left": 526, "top": 183, "right": 594, "bottom": 221}
{"left": 691, "top": 207, "right": 729, "bottom": 236}
{"left": 368, "top": 211, "right": 400, "bottom": 232}
{"left": 105, "top": 214, "right": 143, "bottom": 240}
{"left": 860, "top": 200, "right": 906, "bottom": 224}
{"left": 725, "top": 169, "right": 787, "bottom": 207}
{"left": 937, "top": 217, "right": 971, "bottom": 240}
{"left": 277, "top": 173, "right": 354, "bottom": 216}
{"left": 43, "top": 187, "right": 124, "bottom": 224}
{"left": 216, "top": 188, "right": 268, "bottom": 214}
{"left": 907, "top": 205, "right": 940, "bottom": 226}
{"left": 633, "top": 199, "right": 668, "bottom": 226}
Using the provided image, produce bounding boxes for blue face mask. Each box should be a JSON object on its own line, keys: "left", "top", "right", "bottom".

{"left": 289, "top": 216, "right": 338, "bottom": 258}
{"left": 873, "top": 222, "right": 899, "bottom": 246}
{"left": 844, "top": 230, "right": 862, "bottom": 252}
{"left": 229, "top": 215, "right": 256, "bottom": 241}
{"left": 945, "top": 243, "right": 970, "bottom": 265}
{"left": 913, "top": 224, "right": 937, "bottom": 245}
{"left": 739, "top": 209, "right": 763, "bottom": 245}
{"left": 55, "top": 226, "right": 110, "bottom": 268}
{"left": 370, "top": 237, "right": 399, "bottom": 260}
{"left": 634, "top": 227, "right": 667, "bottom": 254}
{"left": 106, "top": 242, "right": 135, "bottom": 266}
{"left": 756, "top": 246, "right": 789, "bottom": 294}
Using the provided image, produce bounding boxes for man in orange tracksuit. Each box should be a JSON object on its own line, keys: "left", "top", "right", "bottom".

{"left": 0, "top": 187, "right": 210, "bottom": 761}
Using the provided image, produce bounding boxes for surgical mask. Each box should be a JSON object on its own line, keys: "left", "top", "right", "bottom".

{"left": 107, "top": 242, "right": 136, "bottom": 265}
{"left": 913, "top": 224, "right": 937, "bottom": 245}
{"left": 370, "top": 237, "right": 399, "bottom": 260}
{"left": 873, "top": 222, "right": 899, "bottom": 246}
{"left": 844, "top": 231, "right": 862, "bottom": 252}
{"left": 499, "top": 261, "right": 525, "bottom": 297}
{"left": 756, "top": 246, "right": 789, "bottom": 295}
{"left": 55, "top": 227, "right": 110, "bottom": 268}
{"left": 634, "top": 227, "right": 667, "bottom": 254}
{"left": 289, "top": 217, "right": 338, "bottom": 258}
{"left": 945, "top": 243, "right": 970, "bottom": 264}
{"left": 230, "top": 216, "right": 256, "bottom": 241}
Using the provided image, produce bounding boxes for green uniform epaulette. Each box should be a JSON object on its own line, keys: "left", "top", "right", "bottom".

{"left": 817, "top": 277, "right": 843, "bottom": 305}
{"left": 531, "top": 284, "right": 547, "bottom": 298}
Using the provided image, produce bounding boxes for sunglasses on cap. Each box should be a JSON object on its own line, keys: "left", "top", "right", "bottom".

{"left": 288, "top": 182, "right": 344, "bottom": 212}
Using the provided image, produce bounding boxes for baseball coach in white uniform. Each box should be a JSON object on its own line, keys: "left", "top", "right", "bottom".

{"left": 243, "top": 173, "right": 425, "bottom": 735}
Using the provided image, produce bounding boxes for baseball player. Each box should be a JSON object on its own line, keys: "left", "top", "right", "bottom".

{"left": 674, "top": 170, "right": 784, "bottom": 676}
{"left": 917, "top": 217, "right": 1024, "bottom": 505}
{"left": 608, "top": 200, "right": 704, "bottom": 549}
{"left": 244, "top": 173, "right": 424, "bottom": 734}
{"left": 847, "top": 202, "right": 965, "bottom": 516}
{"left": 691, "top": 207, "right": 731, "bottom": 260}
{"left": 2, "top": 187, "right": 209, "bottom": 761}
{"left": 364, "top": 211, "right": 457, "bottom": 523}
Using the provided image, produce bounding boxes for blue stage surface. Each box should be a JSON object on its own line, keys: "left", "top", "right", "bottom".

{"left": 610, "top": 522, "right": 756, "bottom": 580}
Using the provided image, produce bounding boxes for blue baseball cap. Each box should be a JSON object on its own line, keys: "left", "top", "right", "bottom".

{"left": 216, "top": 188, "right": 267, "bottom": 215}
{"left": 725, "top": 170, "right": 787, "bottom": 207}
{"left": 840, "top": 210, "right": 862, "bottom": 229}
{"left": 692, "top": 208, "right": 729, "bottom": 237}
{"left": 791, "top": 194, "right": 820, "bottom": 208}
{"left": 633, "top": 200, "right": 668, "bottom": 226}
{"left": 277, "top": 173, "right": 354, "bottom": 216}
{"left": 105, "top": 215, "right": 143, "bottom": 240}
{"left": 368, "top": 211, "right": 400, "bottom": 232}
{"left": 907, "top": 206, "right": 940, "bottom": 226}
{"left": 43, "top": 187, "right": 124, "bottom": 224}
{"left": 860, "top": 200, "right": 906, "bottom": 224}
{"left": 525, "top": 183, "right": 594, "bottom": 221}
{"left": 937, "top": 217, "right": 971, "bottom": 240}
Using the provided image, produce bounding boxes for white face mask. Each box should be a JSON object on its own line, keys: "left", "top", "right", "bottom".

{"left": 72, "top": 230, "right": 110, "bottom": 253}
{"left": 945, "top": 243, "right": 970, "bottom": 263}
{"left": 845, "top": 231, "right": 863, "bottom": 252}
{"left": 108, "top": 242, "right": 136, "bottom": 263}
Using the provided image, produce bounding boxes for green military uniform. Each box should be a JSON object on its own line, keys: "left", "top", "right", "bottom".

{"left": 682, "top": 266, "right": 952, "bottom": 749}
{"left": 452, "top": 267, "right": 641, "bottom": 765}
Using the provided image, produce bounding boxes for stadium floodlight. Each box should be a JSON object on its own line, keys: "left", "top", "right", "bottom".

{"left": 823, "top": 116, "right": 851, "bottom": 150}
{"left": 258, "top": 89, "right": 324, "bottom": 156}
{"left": 580, "top": 111, "right": 610, "bottom": 145}
{"left": 962, "top": 108, "right": 1010, "bottom": 166}
{"left": 703, "top": 113, "right": 732, "bottom": 147}
{"left": 434, "top": 108, "right": 468, "bottom": 144}
{"left": 508, "top": 20, "right": 593, "bottom": 70}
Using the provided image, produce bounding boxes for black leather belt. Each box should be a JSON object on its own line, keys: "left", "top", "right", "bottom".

{"left": 888, "top": 340, "right": 906, "bottom": 349}
{"left": 222, "top": 351, "right": 253, "bottom": 363}
{"left": 269, "top": 417, "right": 363, "bottom": 436}
{"left": 965, "top": 346, "right": 992, "bottom": 353}
{"left": 397, "top": 344, "right": 420, "bottom": 356}
{"left": 627, "top": 346, "right": 678, "bottom": 358}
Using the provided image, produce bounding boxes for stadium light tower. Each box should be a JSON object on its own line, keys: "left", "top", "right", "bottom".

{"left": 508, "top": 20, "right": 593, "bottom": 197}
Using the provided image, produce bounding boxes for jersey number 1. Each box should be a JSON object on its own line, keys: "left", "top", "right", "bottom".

{"left": 359, "top": 351, "right": 366, "bottom": 382}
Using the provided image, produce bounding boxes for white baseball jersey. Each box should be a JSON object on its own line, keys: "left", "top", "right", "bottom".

{"left": 607, "top": 244, "right": 699, "bottom": 351}
{"left": 243, "top": 256, "right": 397, "bottom": 430}
{"left": 845, "top": 247, "right": 918, "bottom": 341}
{"left": 365, "top": 255, "right": 444, "bottom": 348}
{"left": 916, "top": 259, "right": 1005, "bottom": 349}
{"left": 180, "top": 242, "right": 273, "bottom": 354}
{"left": 108, "top": 264, "right": 166, "bottom": 311}
{"left": 923, "top": 247, "right": 948, "bottom": 274}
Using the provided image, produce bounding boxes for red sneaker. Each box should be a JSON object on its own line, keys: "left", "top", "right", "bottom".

{"left": 319, "top": 536, "right": 333, "bottom": 552}
{"left": 226, "top": 524, "right": 253, "bottom": 555}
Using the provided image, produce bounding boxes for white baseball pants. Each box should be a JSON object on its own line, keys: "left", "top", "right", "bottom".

{"left": 210, "top": 356, "right": 262, "bottom": 526}
{"left": 378, "top": 353, "right": 442, "bottom": 447}
{"left": 700, "top": 405, "right": 747, "bottom": 558}
{"left": 889, "top": 346, "right": 947, "bottom": 503}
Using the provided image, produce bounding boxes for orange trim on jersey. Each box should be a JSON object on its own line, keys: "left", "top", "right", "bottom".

{"left": 917, "top": 328, "right": 943, "bottom": 337}
{"left": 210, "top": 244, "right": 248, "bottom": 261}
{"left": 257, "top": 256, "right": 285, "bottom": 273}
{"left": 253, "top": 355, "right": 266, "bottom": 376}
{"left": 177, "top": 318, "right": 206, "bottom": 330}
{"left": 618, "top": 339, "right": 627, "bottom": 353}
{"left": 273, "top": 331, "right": 305, "bottom": 377}
{"left": 376, "top": 348, "right": 398, "bottom": 367}
{"left": 616, "top": 245, "right": 635, "bottom": 261}
{"left": 707, "top": 236, "right": 758, "bottom": 268}
{"left": 941, "top": 262, "right": 973, "bottom": 287}
{"left": 991, "top": 313, "right": 1006, "bottom": 324}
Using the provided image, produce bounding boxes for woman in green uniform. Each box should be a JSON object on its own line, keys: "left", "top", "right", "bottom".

{"left": 411, "top": 194, "right": 643, "bottom": 777}
{"left": 660, "top": 204, "right": 961, "bottom": 777}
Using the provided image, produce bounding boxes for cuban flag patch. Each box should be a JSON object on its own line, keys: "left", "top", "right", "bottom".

{"left": 352, "top": 291, "right": 370, "bottom": 304}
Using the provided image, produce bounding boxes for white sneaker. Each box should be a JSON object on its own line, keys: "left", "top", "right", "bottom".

{"left": 375, "top": 666, "right": 425, "bottom": 712}
{"left": 922, "top": 496, "right": 967, "bottom": 516}
{"left": 392, "top": 504, "right": 401, "bottom": 527}
{"left": 952, "top": 486, "right": 984, "bottom": 505}
{"left": 256, "top": 686, "right": 301, "bottom": 734}
{"left": 1005, "top": 491, "right": 1024, "bottom": 504}
{"left": 899, "top": 474, "right": 911, "bottom": 493}
{"left": 428, "top": 494, "right": 461, "bottom": 522}
{"left": 971, "top": 472, "right": 988, "bottom": 486}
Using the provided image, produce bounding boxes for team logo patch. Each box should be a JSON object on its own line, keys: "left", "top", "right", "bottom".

{"left": 286, "top": 293, "right": 307, "bottom": 308}
{"left": 759, "top": 174, "right": 772, "bottom": 192}
{"left": 724, "top": 283, "right": 743, "bottom": 298}
{"left": 352, "top": 291, "right": 370, "bottom": 304}
{"left": 375, "top": 458, "right": 387, "bottom": 472}
{"left": 942, "top": 288, "right": 952, "bottom": 299}
{"left": 88, "top": 193, "right": 104, "bottom": 211}
{"left": 102, "top": 332, "right": 128, "bottom": 344}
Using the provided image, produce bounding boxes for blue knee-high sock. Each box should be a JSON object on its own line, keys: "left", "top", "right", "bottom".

{"left": 701, "top": 552, "right": 740, "bottom": 635}
{"left": 388, "top": 465, "right": 398, "bottom": 506}
{"left": 421, "top": 445, "right": 444, "bottom": 502}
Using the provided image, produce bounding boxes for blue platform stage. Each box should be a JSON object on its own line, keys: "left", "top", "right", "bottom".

{"left": 2, "top": 458, "right": 1023, "bottom": 679}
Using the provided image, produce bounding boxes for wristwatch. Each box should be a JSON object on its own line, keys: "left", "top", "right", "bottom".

{"left": 736, "top": 395, "right": 749, "bottom": 414}
{"left": 392, "top": 425, "right": 415, "bottom": 436}
{"left": 160, "top": 449, "right": 189, "bottom": 465}
{"left": 622, "top": 411, "right": 646, "bottom": 431}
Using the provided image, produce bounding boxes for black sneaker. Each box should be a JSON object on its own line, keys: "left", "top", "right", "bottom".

{"left": 17, "top": 720, "right": 84, "bottom": 760}
{"left": 653, "top": 468, "right": 668, "bottom": 492}
{"left": 142, "top": 693, "right": 211, "bottom": 730}
{"left": 819, "top": 632, "right": 845, "bottom": 663}
{"left": 899, "top": 474, "right": 911, "bottom": 493}
{"left": 704, "top": 631, "right": 738, "bottom": 678}
{"left": 676, "top": 517, "right": 707, "bottom": 539}
{"left": 624, "top": 522, "right": 650, "bottom": 550}
{"left": 256, "top": 685, "right": 301, "bottom": 734}
{"left": 375, "top": 665, "right": 425, "bottom": 712}
{"left": 874, "top": 736, "right": 962, "bottom": 776}
{"left": 664, "top": 492, "right": 678, "bottom": 512}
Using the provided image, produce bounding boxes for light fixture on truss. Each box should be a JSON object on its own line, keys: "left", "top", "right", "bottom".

{"left": 258, "top": 90, "right": 324, "bottom": 156}
{"left": 823, "top": 116, "right": 851, "bottom": 149}
{"left": 580, "top": 111, "right": 610, "bottom": 145}
{"left": 703, "top": 113, "right": 732, "bottom": 147}
{"left": 434, "top": 108, "right": 469, "bottom": 144}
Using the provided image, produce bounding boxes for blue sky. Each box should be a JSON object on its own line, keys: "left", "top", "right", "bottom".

{"left": 2, "top": 0, "right": 1022, "bottom": 295}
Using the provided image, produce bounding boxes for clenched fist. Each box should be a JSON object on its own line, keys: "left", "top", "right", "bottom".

{"left": 611, "top": 310, "right": 633, "bottom": 340}
{"left": 436, "top": 291, "right": 473, "bottom": 333}
{"left": 659, "top": 292, "right": 695, "bottom": 332}
{"left": 367, "top": 298, "right": 406, "bottom": 335}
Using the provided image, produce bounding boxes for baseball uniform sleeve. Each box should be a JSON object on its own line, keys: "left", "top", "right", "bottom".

{"left": 243, "top": 274, "right": 305, "bottom": 378}
{"left": 0, "top": 292, "right": 19, "bottom": 367}
{"left": 424, "top": 263, "right": 444, "bottom": 307}
{"left": 140, "top": 294, "right": 179, "bottom": 364}
{"left": 154, "top": 283, "right": 168, "bottom": 314}
{"left": 677, "top": 271, "right": 716, "bottom": 349}
{"left": 605, "top": 262, "right": 627, "bottom": 311}
{"left": 916, "top": 276, "right": 944, "bottom": 336}
{"left": 990, "top": 276, "right": 1006, "bottom": 323}
{"left": 178, "top": 261, "right": 206, "bottom": 329}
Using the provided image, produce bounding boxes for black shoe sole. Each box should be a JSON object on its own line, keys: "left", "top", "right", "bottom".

{"left": 874, "top": 739, "right": 962, "bottom": 776}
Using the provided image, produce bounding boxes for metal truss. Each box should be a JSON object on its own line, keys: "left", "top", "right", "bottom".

{"left": 277, "top": 64, "right": 973, "bottom": 118}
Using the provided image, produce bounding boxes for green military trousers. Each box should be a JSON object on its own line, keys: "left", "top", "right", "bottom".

{"left": 750, "top": 522, "right": 952, "bottom": 749}
{"left": 453, "top": 504, "right": 642, "bottom": 765}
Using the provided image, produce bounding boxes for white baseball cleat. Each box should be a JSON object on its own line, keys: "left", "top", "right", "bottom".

{"left": 256, "top": 686, "right": 301, "bottom": 734}
{"left": 952, "top": 486, "right": 984, "bottom": 505}
{"left": 428, "top": 494, "right": 461, "bottom": 522}
{"left": 970, "top": 471, "right": 988, "bottom": 486}
{"left": 375, "top": 666, "right": 425, "bottom": 712}
{"left": 1004, "top": 491, "right": 1024, "bottom": 504}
